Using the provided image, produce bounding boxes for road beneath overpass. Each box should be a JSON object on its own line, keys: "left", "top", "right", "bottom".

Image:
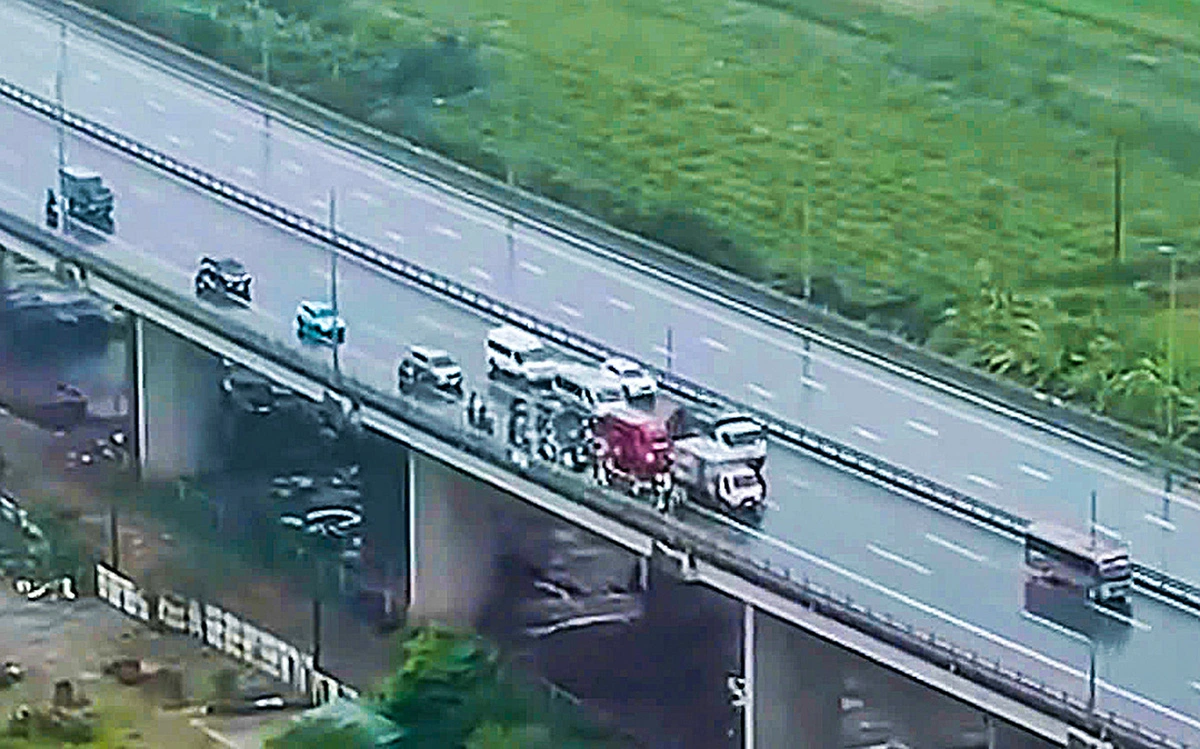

{"left": 1, "top": 0, "right": 1197, "bottom": 593}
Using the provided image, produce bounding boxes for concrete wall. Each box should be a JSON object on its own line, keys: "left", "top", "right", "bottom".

{"left": 131, "top": 314, "right": 227, "bottom": 482}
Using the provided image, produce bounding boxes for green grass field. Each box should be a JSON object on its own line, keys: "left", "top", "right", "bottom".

{"left": 89, "top": 0, "right": 1200, "bottom": 444}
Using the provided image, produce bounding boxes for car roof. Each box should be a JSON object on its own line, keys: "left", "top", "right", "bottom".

{"left": 488, "top": 325, "right": 543, "bottom": 349}
{"left": 411, "top": 345, "right": 453, "bottom": 359}
{"left": 604, "top": 358, "right": 642, "bottom": 371}
{"left": 557, "top": 363, "right": 621, "bottom": 387}
{"left": 300, "top": 300, "right": 333, "bottom": 310}
{"left": 60, "top": 165, "right": 101, "bottom": 179}
{"left": 212, "top": 258, "right": 246, "bottom": 272}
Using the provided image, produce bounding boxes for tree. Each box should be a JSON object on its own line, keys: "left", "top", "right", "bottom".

{"left": 373, "top": 624, "right": 501, "bottom": 749}
{"left": 466, "top": 722, "right": 554, "bottom": 749}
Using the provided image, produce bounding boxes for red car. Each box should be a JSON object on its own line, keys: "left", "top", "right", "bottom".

{"left": 596, "top": 407, "right": 674, "bottom": 499}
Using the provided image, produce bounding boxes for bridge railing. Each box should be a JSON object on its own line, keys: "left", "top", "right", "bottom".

{"left": 0, "top": 81, "right": 1194, "bottom": 747}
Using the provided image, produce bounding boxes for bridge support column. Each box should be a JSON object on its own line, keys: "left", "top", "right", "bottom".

{"left": 751, "top": 608, "right": 839, "bottom": 749}
{"left": 742, "top": 602, "right": 755, "bottom": 749}
{"left": 404, "top": 451, "right": 501, "bottom": 627}
{"left": 129, "top": 313, "right": 227, "bottom": 483}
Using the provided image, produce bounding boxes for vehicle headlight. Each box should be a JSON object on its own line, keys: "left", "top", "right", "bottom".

{"left": 645, "top": 451, "right": 654, "bottom": 463}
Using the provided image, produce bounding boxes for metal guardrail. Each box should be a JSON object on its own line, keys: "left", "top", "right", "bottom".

{"left": 4, "top": 73, "right": 1195, "bottom": 617}
{"left": 0, "top": 178, "right": 1186, "bottom": 748}
{"left": 730, "top": 556, "right": 1188, "bottom": 749}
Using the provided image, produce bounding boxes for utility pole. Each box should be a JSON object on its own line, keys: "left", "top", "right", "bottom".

{"left": 506, "top": 166, "right": 516, "bottom": 296}
{"left": 108, "top": 503, "right": 119, "bottom": 571}
{"left": 259, "top": 7, "right": 273, "bottom": 176}
{"left": 802, "top": 181, "right": 813, "bottom": 300}
{"left": 1087, "top": 638, "right": 1097, "bottom": 716}
{"left": 1159, "top": 244, "right": 1178, "bottom": 440}
{"left": 1089, "top": 490, "right": 1097, "bottom": 548}
{"left": 1113, "top": 138, "right": 1123, "bottom": 262}
{"left": 665, "top": 327, "right": 674, "bottom": 373}
{"left": 329, "top": 188, "right": 340, "bottom": 378}
{"left": 55, "top": 21, "right": 66, "bottom": 176}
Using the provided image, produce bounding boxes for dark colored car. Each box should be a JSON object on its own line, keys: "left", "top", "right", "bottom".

{"left": 195, "top": 257, "right": 252, "bottom": 304}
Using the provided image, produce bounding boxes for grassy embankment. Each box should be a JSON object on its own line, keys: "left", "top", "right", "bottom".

{"left": 81, "top": 0, "right": 1200, "bottom": 445}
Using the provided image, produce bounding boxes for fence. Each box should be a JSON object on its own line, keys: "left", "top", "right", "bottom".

{"left": 94, "top": 562, "right": 359, "bottom": 707}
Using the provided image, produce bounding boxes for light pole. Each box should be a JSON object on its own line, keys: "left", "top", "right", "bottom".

{"left": 506, "top": 166, "right": 516, "bottom": 296}
{"left": 1159, "top": 243, "right": 1178, "bottom": 440}
{"left": 1024, "top": 612, "right": 1097, "bottom": 716}
{"left": 329, "top": 188, "right": 341, "bottom": 378}
{"left": 55, "top": 21, "right": 66, "bottom": 176}
{"left": 801, "top": 180, "right": 813, "bottom": 300}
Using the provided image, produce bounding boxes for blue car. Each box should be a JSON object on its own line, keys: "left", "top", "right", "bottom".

{"left": 295, "top": 300, "right": 346, "bottom": 345}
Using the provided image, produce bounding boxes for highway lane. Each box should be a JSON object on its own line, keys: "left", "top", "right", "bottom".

{"left": 5, "top": 0, "right": 1199, "bottom": 588}
{"left": 3, "top": 101, "right": 1200, "bottom": 744}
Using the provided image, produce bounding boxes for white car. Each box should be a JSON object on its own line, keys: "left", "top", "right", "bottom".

{"left": 295, "top": 300, "right": 346, "bottom": 345}
{"left": 601, "top": 358, "right": 657, "bottom": 400}
{"left": 399, "top": 345, "right": 464, "bottom": 394}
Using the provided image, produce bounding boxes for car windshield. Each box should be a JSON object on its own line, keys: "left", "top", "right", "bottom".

{"left": 612, "top": 363, "right": 641, "bottom": 377}
{"left": 733, "top": 475, "right": 759, "bottom": 489}
{"left": 595, "top": 387, "right": 623, "bottom": 403}
{"left": 430, "top": 355, "right": 456, "bottom": 368}
{"left": 309, "top": 306, "right": 336, "bottom": 318}
{"left": 521, "top": 347, "right": 552, "bottom": 363}
{"left": 723, "top": 426, "right": 763, "bottom": 447}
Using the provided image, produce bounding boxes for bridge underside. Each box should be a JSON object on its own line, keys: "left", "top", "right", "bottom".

{"left": 96, "top": 289, "right": 1069, "bottom": 748}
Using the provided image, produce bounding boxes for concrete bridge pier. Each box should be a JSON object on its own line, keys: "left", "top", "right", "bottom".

{"left": 128, "top": 313, "right": 227, "bottom": 483}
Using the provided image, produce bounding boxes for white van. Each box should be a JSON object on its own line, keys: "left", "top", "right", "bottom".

{"left": 486, "top": 326, "right": 557, "bottom": 383}
{"left": 552, "top": 363, "right": 626, "bottom": 416}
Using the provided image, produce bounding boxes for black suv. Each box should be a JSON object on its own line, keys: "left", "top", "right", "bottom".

{"left": 195, "top": 257, "right": 252, "bottom": 303}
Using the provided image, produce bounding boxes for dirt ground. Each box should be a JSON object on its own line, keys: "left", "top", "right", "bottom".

{"left": 0, "top": 409, "right": 326, "bottom": 747}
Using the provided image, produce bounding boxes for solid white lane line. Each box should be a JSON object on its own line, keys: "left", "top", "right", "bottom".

{"left": 145, "top": 98, "right": 165, "bottom": 113}
{"left": 519, "top": 261, "right": 545, "bottom": 276}
{"left": 703, "top": 337, "right": 729, "bottom": 352}
{"left": 235, "top": 166, "right": 257, "bottom": 179}
{"left": 557, "top": 303, "right": 582, "bottom": 319}
{"left": 210, "top": 128, "right": 234, "bottom": 143}
{"left": 469, "top": 266, "right": 492, "bottom": 282}
{"left": 350, "top": 189, "right": 377, "bottom": 203}
{"left": 433, "top": 225, "right": 461, "bottom": 240}
{"left": 906, "top": 419, "right": 939, "bottom": 437}
{"left": 1021, "top": 610, "right": 1087, "bottom": 644}
{"left": 967, "top": 474, "right": 998, "bottom": 490}
{"left": 386, "top": 230, "right": 405, "bottom": 244}
{"left": 608, "top": 297, "right": 633, "bottom": 312}
{"left": 853, "top": 426, "right": 882, "bottom": 443}
{"left": 1019, "top": 464, "right": 1052, "bottom": 482}
{"left": 867, "top": 544, "right": 932, "bottom": 576}
{"left": 282, "top": 159, "right": 305, "bottom": 174}
{"left": 1093, "top": 524, "right": 1122, "bottom": 540}
{"left": 924, "top": 533, "right": 987, "bottom": 563}
{"left": 801, "top": 377, "right": 826, "bottom": 392}
{"left": 1088, "top": 603, "right": 1151, "bottom": 631}
{"left": 788, "top": 476, "right": 809, "bottom": 489}
{"left": 1145, "top": 513, "right": 1177, "bottom": 532}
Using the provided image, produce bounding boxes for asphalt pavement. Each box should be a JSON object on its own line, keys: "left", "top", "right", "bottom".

{"left": 2, "top": 101, "right": 1199, "bottom": 743}
{"left": 2, "top": 0, "right": 1197, "bottom": 598}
